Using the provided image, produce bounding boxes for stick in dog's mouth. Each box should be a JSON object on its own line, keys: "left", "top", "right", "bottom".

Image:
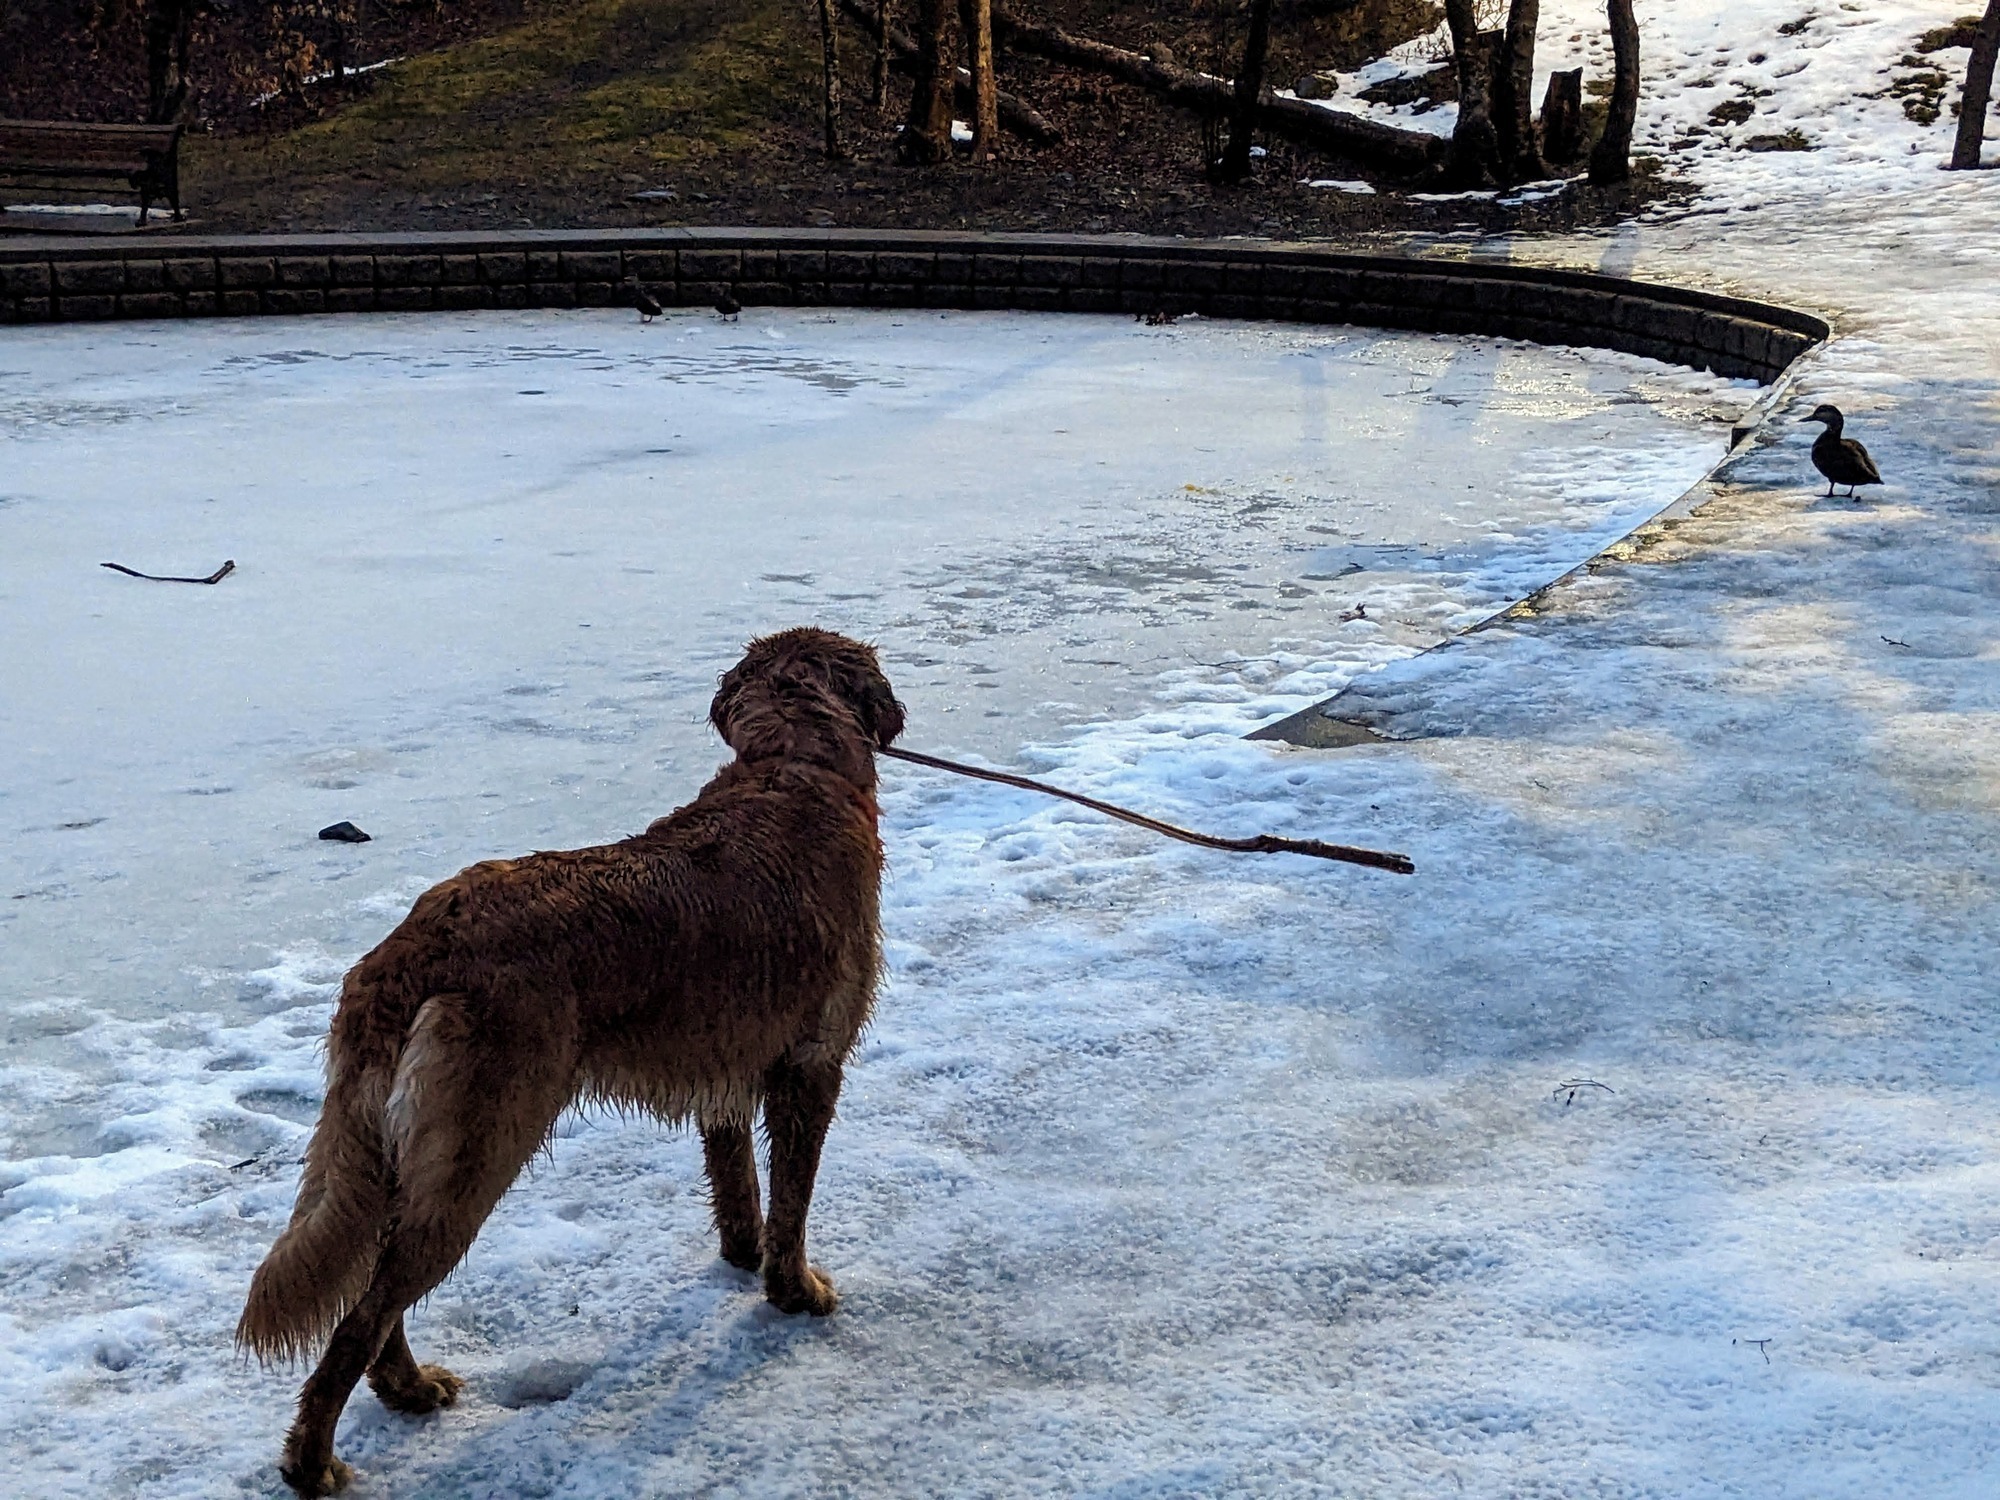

{"left": 877, "top": 745, "right": 1415, "bottom": 875}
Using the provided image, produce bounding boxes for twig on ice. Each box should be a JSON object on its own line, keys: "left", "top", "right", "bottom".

{"left": 1553, "top": 1078, "right": 1615, "bottom": 1107}
{"left": 1733, "top": 1337, "right": 1773, "bottom": 1364}
{"left": 102, "top": 560, "right": 236, "bottom": 584}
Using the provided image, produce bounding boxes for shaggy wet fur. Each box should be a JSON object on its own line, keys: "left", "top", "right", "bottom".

{"left": 236, "top": 628, "right": 905, "bottom": 1497}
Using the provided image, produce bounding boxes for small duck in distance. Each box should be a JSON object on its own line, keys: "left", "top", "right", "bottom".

{"left": 714, "top": 291, "right": 742, "bottom": 321}
{"left": 627, "top": 277, "right": 664, "bottom": 323}
{"left": 1804, "top": 403, "right": 1882, "bottom": 499}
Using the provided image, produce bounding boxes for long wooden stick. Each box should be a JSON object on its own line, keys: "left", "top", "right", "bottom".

{"left": 101, "top": 559, "right": 235, "bottom": 584}
{"left": 879, "top": 745, "right": 1415, "bottom": 874}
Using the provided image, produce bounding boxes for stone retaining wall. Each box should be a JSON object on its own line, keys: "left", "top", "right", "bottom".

{"left": 0, "top": 227, "right": 1827, "bottom": 383}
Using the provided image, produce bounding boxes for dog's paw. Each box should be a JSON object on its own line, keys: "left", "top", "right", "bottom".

{"left": 374, "top": 1363, "right": 464, "bottom": 1415}
{"left": 766, "top": 1263, "right": 840, "bottom": 1317}
{"left": 279, "top": 1455, "right": 353, "bottom": 1497}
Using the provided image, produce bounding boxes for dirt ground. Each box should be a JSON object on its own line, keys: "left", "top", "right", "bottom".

{"left": 19, "top": 0, "right": 1678, "bottom": 238}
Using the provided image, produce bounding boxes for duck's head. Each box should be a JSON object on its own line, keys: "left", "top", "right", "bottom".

{"left": 1804, "top": 403, "right": 1844, "bottom": 426}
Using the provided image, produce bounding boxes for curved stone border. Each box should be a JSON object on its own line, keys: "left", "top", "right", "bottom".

{"left": 0, "top": 226, "right": 1827, "bottom": 384}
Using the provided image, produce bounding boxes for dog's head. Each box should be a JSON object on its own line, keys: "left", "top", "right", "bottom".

{"left": 709, "top": 628, "right": 906, "bottom": 774}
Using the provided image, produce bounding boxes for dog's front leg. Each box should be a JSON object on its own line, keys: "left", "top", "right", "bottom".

{"left": 760, "top": 1052, "right": 843, "bottom": 1315}
{"left": 700, "top": 1119, "right": 764, "bottom": 1271}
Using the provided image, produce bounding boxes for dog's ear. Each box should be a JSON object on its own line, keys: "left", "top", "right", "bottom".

{"left": 834, "top": 656, "right": 906, "bottom": 749}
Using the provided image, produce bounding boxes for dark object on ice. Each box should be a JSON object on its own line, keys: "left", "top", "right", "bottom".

{"left": 626, "top": 278, "right": 663, "bottom": 322}
{"left": 714, "top": 291, "right": 741, "bottom": 320}
{"left": 238, "top": 629, "right": 903, "bottom": 1498}
{"left": 1140, "top": 306, "right": 1179, "bottom": 326}
{"left": 318, "top": 821, "right": 371, "bottom": 844}
{"left": 1804, "top": 404, "right": 1883, "bottom": 498}
{"left": 102, "top": 559, "right": 234, "bottom": 584}
{"left": 878, "top": 744, "right": 1414, "bottom": 874}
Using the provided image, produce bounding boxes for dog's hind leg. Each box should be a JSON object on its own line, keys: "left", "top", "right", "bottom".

{"left": 279, "top": 996, "right": 576, "bottom": 1496}
{"left": 367, "top": 1316, "right": 464, "bottom": 1414}
{"left": 759, "top": 1052, "right": 843, "bottom": 1316}
{"left": 700, "top": 1118, "right": 764, "bottom": 1271}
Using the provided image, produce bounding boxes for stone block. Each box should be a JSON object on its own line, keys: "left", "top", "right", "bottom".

{"left": 740, "top": 250, "right": 780, "bottom": 282}
{"left": 1068, "top": 288, "right": 1120, "bottom": 315}
{"left": 377, "top": 287, "right": 435, "bottom": 311}
{"left": 827, "top": 280, "right": 871, "bottom": 306}
{"left": 12, "top": 296, "right": 53, "bottom": 320}
{"left": 218, "top": 258, "right": 277, "bottom": 289}
{"left": 492, "top": 285, "right": 528, "bottom": 310}
{"left": 1012, "top": 286, "right": 1064, "bottom": 312}
{"left": 376, "top": 255, "right": 442, "bottom": 287}
{"left": 55, "top": 261, "right": 124, "bottom": 294}
{"left": 222, "top": 290, "right": 262, "bottom": 315}
{"left": 1080, "top": 258, "right": 1121, "bottom": 290}
{"left": 276, "top": 256, "right": 331, "bottom": 288}
{"left": 1, "top": 262, "right": 53, "bottom": 295}
{"left": 528, "top": 282, "right": 576, "bottom": 308}
{"left": 526, "top": 251, "right": 564, "bottom": 282}
{"left": 623, "top": 249, "right": 671, "bottom": 282}
{"left": 326, "top": 288, "right": 377, "bottom": 313}
{"left": 932, "top": 252, "right": 975, "bottom": 283}
{"left": 876, "top": 252, "right": 932, "bottom": 282}
{"left": 330, "top": 255, "right": 376, "bottom": 287}
{"left": 1209, "top": 294, "right": 1262, "bottom": 321}
{"left": 1296, "top": 266, "right": 1355, "bottom": 302}
{"left": 972, "top": 254, "right": 1021, "bottom": 285}
{"left": 1019, "top": 256, "right": 1083, "bottom": 288}
{"left": 826, "top": 250, "right": 874, "bottom": 282}
{"left": 680, "top": 248, "right": 743, "bottom": 281}
{"left": 440, "top": 255, "right": 481, "bottom": 285}
{"left": 479, "top": 252, "right": 529, "bottom": 284}
{"left": 57, "top": 293, "right": 115, "bottom": 319}
{"left": 560, "top": 251, "right": 622, "bottom": 282}
{"left": 736, "top": 281, "right": 792, "bottom": 306}
{"left": 1161, "top": 259, "right": 1225, "bottom": 295}
{"left": 437, "top": 284, "right": 491, "bottom": 311}
{"left": 263, "top": 288, "right": 326, "bottom": 314}
{"left": 122, "top": 260, "right": 165, "bottom": 292}
{"left": 181, "top": 291, "right": 216, "bottom": 316}
{"left": 574, "top": 280, "right": 618, "bottom": 307}
{"left": 777, "top": 249, "right": 827, "bottom": 282}
{"left": 116, "top": 292, "right": 181, "bottom": 319}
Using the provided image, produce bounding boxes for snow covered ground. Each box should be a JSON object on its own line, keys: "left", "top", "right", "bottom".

{"left": 5, "top": 3, "right": 2000, "bottom": 1497}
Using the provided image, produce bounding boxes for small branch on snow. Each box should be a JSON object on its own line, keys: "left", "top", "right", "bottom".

{"left": 102, "top": 560, "right": 236, "bottom": 584}
{"left": 1732, "top": 1337, "right": 1773, "bottom": 1364}
{"left": 1552, "top": 1078, "right": 1615, "bottom": 1107}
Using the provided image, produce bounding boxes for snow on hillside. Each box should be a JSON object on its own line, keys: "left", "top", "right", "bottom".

{"left": 4, "top": 4, "right": 2000, "bottom": 1497}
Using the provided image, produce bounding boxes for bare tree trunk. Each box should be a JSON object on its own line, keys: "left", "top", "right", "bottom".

{"left": 143, "top": 0, "right": 195, "bottom": 123}
{"left": 872, "top": 0, "right": 890, "bottom": 113}
{"left": 1218, "top": 0, "right": 1274, "bottom": 183}
{"left": 1492, "top": 0, "right": 1543, "bottom": 181}
{"left": 1441, "top": 0, "right": 1501, "bottom": 187}
{"left": 837, "top": 0, "right": 1060, "bottom": 142}
{"left": 958, "top": 0, "right": 997, "bottom": 159}
{"left": 1950, "top": 0, "right": 2000, "bottom": 169}
{"left": 1589, "top": 0, "right": 1640, "bottom": 185}
{"left": 899, "top": 0, "right": 954, "bottom": 163}
{"left": 818, "top": 0, "right": 842, "bottom": 159}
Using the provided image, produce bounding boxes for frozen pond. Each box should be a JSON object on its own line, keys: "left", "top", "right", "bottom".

{"left": 3, "top": 308, "right": 1739, "bottom": 1038}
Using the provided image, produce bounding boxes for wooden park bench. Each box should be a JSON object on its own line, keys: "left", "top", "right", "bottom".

{"left": 0, "top": 119, "right": 184, "bottom": 224}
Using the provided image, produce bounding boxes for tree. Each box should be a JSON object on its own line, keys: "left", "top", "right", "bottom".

{"left": 898, "top": 0, "right": 954, "bottom": 163}
{"left": 872, "top": 0, "right": 891, "bottom": 114}
{"left": 958, "top": 0, "right": 997, "bottom": 160}
{"left": 817, "top": 0, "right": 843, "bottom": 159}
{"left": 1589, "top": 0, "right": 1640, "bottom": 185}
{"left": 143, "top": 0, "right": 197, "bottom": 125}
{"left": 1491, "top": 0, "right": 1543, "bottom": 180}
{"left": 1217, "top": 0, "right": 1274, "bottom": 183}
{"left": 1950, "top": 0, "right": 2000, "bottom": 169}
{"left": 1441, "top": 0, "right": 1501, "bottom": 187}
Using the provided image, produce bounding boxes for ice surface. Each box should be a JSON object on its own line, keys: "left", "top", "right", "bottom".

{"left": 5, "top": 2, "right": 2000, "bottom": 1494}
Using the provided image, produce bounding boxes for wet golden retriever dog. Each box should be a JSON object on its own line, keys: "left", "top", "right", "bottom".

{"left": 237, "top": 627, "right": 905, "bottom": 1496}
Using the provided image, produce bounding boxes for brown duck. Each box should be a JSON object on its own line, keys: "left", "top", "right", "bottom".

{"left": 1804, "top": 404, "right": 1882, "bottom": 499}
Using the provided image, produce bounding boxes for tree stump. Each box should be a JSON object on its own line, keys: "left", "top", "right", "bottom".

{"left": 1540, "top": 67, "right": 1584, "bottom": 164}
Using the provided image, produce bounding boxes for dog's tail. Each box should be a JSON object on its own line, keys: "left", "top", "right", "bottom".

{"left": 235, "top": 976, "right": 401, "bottom": 1364}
